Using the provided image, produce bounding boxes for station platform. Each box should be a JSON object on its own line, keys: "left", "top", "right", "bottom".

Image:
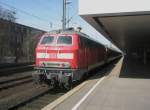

{"left": 43, "top": 57, "right": 150, "bottom": 110}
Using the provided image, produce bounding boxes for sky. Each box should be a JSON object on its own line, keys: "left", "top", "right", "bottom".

{"left": 0, "top": 0, "right": 114, "bottom": 47}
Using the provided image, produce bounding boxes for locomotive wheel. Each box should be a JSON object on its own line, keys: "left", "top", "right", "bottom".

{"left": 63, "top": 76, "right": 73, "bottom": 90}
{"left": 63, "top": 83, "right": 72, "bottom": 90}
{"left": 53, "top": 81, "right": 59, "bottom": 89}
{"left": 82, "top": 72, "right": 88, "bottom": 81}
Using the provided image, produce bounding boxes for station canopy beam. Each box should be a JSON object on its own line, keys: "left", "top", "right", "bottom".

{"left": 79, "top": 0, "right": 150, "bottom": 52}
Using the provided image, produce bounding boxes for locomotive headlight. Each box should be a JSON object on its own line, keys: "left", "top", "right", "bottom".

{"left": 63, "top": 70, "right": 72, "bottom": 76}
{"left": 64, "top": 72, "right": 72, "bottom": 76}
{"left": 61, "top": 62, "right": 71, "bottom": 68}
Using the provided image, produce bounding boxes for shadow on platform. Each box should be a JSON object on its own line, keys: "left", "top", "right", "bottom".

{"left": 87, "top": 58, "right": 121, "bottom": 80}
{"left": 119, "top": 56, "right": 150, "bottom": 79}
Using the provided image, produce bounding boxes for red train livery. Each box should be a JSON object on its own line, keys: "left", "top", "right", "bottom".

{"left": 33, "top": 29, "right": 120, "bottom": 89}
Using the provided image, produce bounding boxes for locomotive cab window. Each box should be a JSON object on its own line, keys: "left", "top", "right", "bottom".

{"left": 40, "top": 36, "right": 54, "bottom": 45}
{"left": 57, "top": 36, "right": 72, "bottom": 45}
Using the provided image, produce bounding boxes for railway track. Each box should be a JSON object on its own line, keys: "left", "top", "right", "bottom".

{"left": 0, "top": 81, "right": 50, "bottom": 110}
{"left": 0, "top": 82, "right": 66, "bottom": 110}
{"left": 0, "top": 71, "right": 67, "bottom": 110}
{"left": 0, "top": 71, "right": 33, "bottom": 90}
{"left": 0, "top": 64, "right": 34, "bottom": 76}
{"left": 13, "top": 88, "right": 67, "bottom": 110}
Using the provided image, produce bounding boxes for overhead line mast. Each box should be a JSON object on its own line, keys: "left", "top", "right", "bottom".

{"left": 62, "top": 0, "right": 71, "bottom": 30}
{"left": 62, "top": 0, "right": 66, "bottom": 30}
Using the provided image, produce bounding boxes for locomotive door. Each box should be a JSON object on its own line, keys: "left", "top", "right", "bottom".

{"left": 104, "top": 46, "right": 108, "bottom": 63}
{"left": 84, "top": 38, "right": 88, "bottom": 70}
{"left": 80, "top": 36, "right": 88, "bottom": 70}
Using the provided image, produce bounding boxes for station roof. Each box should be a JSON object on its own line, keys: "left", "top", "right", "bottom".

{"left": 79, "top": 0, "right": 150, "bottom": 51}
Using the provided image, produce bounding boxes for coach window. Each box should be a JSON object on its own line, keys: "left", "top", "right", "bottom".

{"left": 40, "top": 36, "right": 54, "bottom": 45}
{"left": 57, "top": 36, "right": 72, "bottom": 45}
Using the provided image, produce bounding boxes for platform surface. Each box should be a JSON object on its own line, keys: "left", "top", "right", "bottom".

{"left": 51, "top": 57, "right": 150, "bottom": 110}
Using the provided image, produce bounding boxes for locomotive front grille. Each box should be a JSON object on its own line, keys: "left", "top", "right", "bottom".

{"left": 39, "top": 69, "right": 72, "bottom": 74}
{"left": 46, "top": 62, "right": 60, "bottom": 67}
{"left": 39, "top": 61, "right": 71, "bottom": 68}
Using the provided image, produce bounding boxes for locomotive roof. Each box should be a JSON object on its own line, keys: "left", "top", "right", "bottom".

{"left": 46, "top": 30, "right": 118, "bottom": 52}
{"left": 47, "top": 30, "right": 104, "bottom": 46}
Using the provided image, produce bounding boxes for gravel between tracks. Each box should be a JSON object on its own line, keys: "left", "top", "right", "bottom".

{"left": 0, "top": 82, "right": 50, "bottom": 110}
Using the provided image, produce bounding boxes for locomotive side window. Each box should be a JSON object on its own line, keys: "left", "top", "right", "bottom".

{"left": 79, "top": 36, "right": 84, "bottom": 47}
{"left": 40, "top": 36, "right": 54, "bottom": 44}
{"left": 80, "top": 36, "right": 89, "bottom": 47}
{"left": 57, "top": 36, "right": 72, "bottom": 45}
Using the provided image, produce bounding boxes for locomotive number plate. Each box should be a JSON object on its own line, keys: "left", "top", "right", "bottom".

{"left": 49, "top": 53, "right": 57, "bottom": 58}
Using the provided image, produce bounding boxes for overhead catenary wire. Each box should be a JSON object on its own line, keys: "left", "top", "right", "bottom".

{"left": 31, "top": 0, "right": 52, "bottom": 11}
{"left": 66, "top": 11, "right": 77, "bottom": 25}
{"left": 0, "top": 1, "right": 49, "bottom": 23}
{"left": 0, "top": 0, "right": 78, "bottom": 31}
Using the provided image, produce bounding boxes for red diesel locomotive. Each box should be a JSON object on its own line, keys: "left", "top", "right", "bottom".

{"left": 32, "top": 29, "right": 120, "bottom": 89}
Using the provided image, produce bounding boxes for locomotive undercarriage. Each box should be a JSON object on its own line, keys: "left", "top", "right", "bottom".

{"left": 32, "top": 68, "right": 84, "bottom": 90}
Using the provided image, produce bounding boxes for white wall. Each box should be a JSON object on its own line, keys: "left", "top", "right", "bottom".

{"left": 79, "top": 0, "right": 150, "bottom": 15}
